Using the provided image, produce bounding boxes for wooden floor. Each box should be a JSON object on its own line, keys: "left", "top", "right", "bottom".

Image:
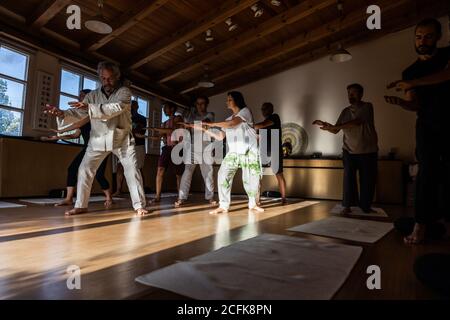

{"left": 0, "top": 194, "right": 449, "bottom": 300}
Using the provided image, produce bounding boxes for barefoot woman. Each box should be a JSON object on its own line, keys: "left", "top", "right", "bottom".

{"left": 188, "top": 91, "right": 264, "bottom": 214}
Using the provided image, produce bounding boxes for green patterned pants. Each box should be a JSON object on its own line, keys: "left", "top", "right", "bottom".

{"left": 218, "top": 150, "right": 262, "bottom": 209}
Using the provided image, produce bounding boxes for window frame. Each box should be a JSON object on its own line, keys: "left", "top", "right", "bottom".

{"left": 0, "top": 43, "right": 30, "bottom": 136}
{"left": 57, "top": 65, "right": 99, "bottom": 144}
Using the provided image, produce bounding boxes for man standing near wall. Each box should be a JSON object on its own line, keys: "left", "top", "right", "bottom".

{"left": 385, "top": 18, "right": 450, "bottom": 244}
{"left": 45, "top": 61, "right": 148, "bottom": 216}
{"left": 313, "top": 83, "right": 379, "bottom": 215}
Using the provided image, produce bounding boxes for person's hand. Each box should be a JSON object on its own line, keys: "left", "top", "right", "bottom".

{"left": 68, "top": 101, "right": 88, "bottom": 109}
{"left": 320, "top": 124, "right": 336, "bottom": 132}
{"left": 43, "top": 104, "right": 64, "bottom": 117}
{"left": 312, "top": 120, "right": 325, "bottom": 126}
{"left": 384, "top": 95, "right": 402, "bottom": 106}
{"left": 40, "top": 135, "right": 58, "bottom": 142}
{"left": 387, "top": 80, "right": 414, "bottom": 91}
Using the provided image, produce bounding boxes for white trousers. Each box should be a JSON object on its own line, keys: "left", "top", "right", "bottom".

{"left": 178, "top": 150, "right": 214, "bottom": 200}
{"left": 75, "top": 144, "right": 146, "bottom": 210}
{"left": 218, "top": 150, "right": 262, "bottom": 210}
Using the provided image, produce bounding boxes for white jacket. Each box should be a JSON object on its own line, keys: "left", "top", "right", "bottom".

{"left": 58, "top": 86, "right": 134, "bottom": 151}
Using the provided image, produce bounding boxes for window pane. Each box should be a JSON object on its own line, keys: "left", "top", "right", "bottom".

{"left": 161, "top": 107, "right": 169, "bottom": 123}
{"left": 0, "top": 108, "right": 22, "bottom": 136}
{"left": 83, "top": 77, "right": 98, "bottom": 91}
{"left": 137, "top": 97, "right": 148, "bottom": 117}
{"left": 61, "top": 69, "right": 80, "bottom": 96}
{"left": 59, "top": 94, "right": 75, "bottom": 111}
{"left": 0, "top": 46, "right": 28, "bottom": 81}
{"left": 0, "top": 77, "right": 25, "bottom": 109}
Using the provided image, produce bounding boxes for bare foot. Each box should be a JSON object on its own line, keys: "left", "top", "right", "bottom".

{"left": 104, "top": 199, "right": 113, "bottom": 209}
{"left": 208, "top": 199, "right": 218, "bottom": 206}
{"left": 112, "top": 191, "right": 121, "bottom": 197}
{"left": 136, "top": 208, "right": 149, "bottom": 216}
{"left": 404, "top": 223, "right": 426, "bottom": 245}
{"left": 174, "top": 199, "right": 186, "bottom": 208}
{"left": 209, "top": 207, "right": 228, "bottom": 215}
{"left": 55, "top": 199, "right": 73, "bottom": 207}
{"left": 250, "top": 205, "right": 265, "bottom": 213}
{"left": 65, "top": 208, "right": 88, "bottom": 216}
{"left": 341, "top": 207, "right": 352, "bottom": 215}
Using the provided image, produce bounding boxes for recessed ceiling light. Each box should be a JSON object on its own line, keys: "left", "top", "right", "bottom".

{"left": 205, "top": 29, "right": 214, "bottom": 42}
{"left": 270, "top": 0, "right": 281, "bottom": 6}
{"left": 225, "top": 18, "right": 238, "bottom": 32}
{"left": 251, "top": 4, "right": 264, "bottom": 18}
{"left": 185, "top": 41, "right": 194, "bottom": 53}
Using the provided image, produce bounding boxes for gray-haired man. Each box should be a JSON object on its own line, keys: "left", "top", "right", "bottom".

{"left": 45, "top": 61, "right": 148, "bottom": 216}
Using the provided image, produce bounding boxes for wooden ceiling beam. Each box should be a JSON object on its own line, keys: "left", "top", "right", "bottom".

{"left": 179, "top": 0, "right": 410, "bottom": 94}
{"left": 126, "top": 0, "right": 259, "bottom": 70}
{"left": 204, "top": 0, "right": 448, "bottom": 96}
{"left": 158, "top": 0, "right": 337, "bottom": 84}
{"left": 82, "top": 0, "right": 170, "bottom": 52}
{"left": 0, "top": 9, "right": 189, "bottom": 107}
{"left": 29, "top": 0, "right": 71, "bottom": 29}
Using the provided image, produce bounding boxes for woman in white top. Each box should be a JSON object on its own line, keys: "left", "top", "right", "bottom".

{"left": 185, "top": 91, "right": 264, "bottom": 214}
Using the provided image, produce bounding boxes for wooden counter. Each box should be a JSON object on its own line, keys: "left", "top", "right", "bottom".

{"left": 1, "top": 137, "right": 405, "bottom": 204}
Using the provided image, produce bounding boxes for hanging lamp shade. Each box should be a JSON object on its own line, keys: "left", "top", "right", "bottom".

{"left": 85, "top": 0, "right": 112, "bottom": 34}
{"left": 330, "top": 43, "right": 352, "bottom": 63}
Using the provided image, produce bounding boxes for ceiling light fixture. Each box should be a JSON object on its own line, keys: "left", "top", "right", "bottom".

{"left": 198, "top": 65, "right": 215, "bottom": 88}
{"left": 270, "top": 0, "right": 281, "bottom": 6}
{"left": 205, "top": 29, "right": 214, "bottom": 42}
{"left": 185, "top": 41, "right": 194, "bottom": 53}
{"left": 85, "top": 0, "right": 112, "bottom": 34}
{"left": 330, "top": 43, "right": 352, "bottom": 62}
{"left": 329, "top": 1, "right": 352, "bottom": 63}
{"left": 225, "top": 18, "right": 238, "bottom": 32}
{"left": 251, "top": 4, "right": 264, "bottom": 18}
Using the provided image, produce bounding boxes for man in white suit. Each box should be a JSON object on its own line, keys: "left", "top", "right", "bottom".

{"left": 45, "top": 61, "right": 148, "bottom": 216}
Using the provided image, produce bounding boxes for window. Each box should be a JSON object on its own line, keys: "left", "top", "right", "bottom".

{"left": 59, "top": 67, "right": 98, "bottom": 110}
{"left": 132, "top": 94, "right": 150, "bottom": 153}
{"left": 58, "top": 67, "right": 98, "bottom": 144}
{"left": 131, "top": 94, "right": 150, "bottom": 118}
{"left": 0, "top": 44, "right": 29, "bottom": 136}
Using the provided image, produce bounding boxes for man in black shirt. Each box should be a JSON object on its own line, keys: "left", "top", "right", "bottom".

{"left": 255, "top": 102, "right": 287, "bottom": 204}
{"left": 113, "top": 100, "right": 147, "bottom": 195}
{"left": 41, "top": 89, "right": 112, "bottom": 208}
{"left": 385, "top": 18, "right": 450, "bottom": 244}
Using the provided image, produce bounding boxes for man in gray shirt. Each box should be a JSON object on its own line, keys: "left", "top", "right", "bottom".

{"left": 175, "top": 95, "right": 216, "bottom": 207}
{"left": 313, "top": 83, "right": 379, "bottom": 214}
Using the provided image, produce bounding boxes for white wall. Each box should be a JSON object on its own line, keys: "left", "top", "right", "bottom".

{"left": 209, "top": 17, "right": 449, "bottom": 161}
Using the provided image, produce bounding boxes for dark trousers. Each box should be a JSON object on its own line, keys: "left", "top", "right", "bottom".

{"left": 414, "top": 122, "right": 450, "bottom": 224}
{"left": 342, "top": 149, "right": 378, "bottom": 212}
{"left": 67, "top": 147, "right": 110, "bottom": 190}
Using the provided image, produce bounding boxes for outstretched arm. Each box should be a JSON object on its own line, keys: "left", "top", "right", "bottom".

{"left": 203, "top": 116, "right": 243, "bottom": 129}
{"left": 254, "top": 119, "right": 274, "bottom": 130}
{"left": 185, "top": 123, "right": 225, "bottom": 141}
{"left": 384, "top": 90, "right": 419, "bottom": 112}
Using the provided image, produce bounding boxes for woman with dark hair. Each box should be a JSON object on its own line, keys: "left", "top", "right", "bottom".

{"left": 184, "top": 91, "right": 264, "bottom": 214}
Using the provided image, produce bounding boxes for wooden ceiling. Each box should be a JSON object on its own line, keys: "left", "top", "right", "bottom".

{"left": 1, "top": 0, "right": 449, "bottom": 106}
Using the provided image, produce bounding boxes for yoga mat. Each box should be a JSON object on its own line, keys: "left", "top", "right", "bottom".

{"left": 0, "top": 201, "right": 27, "bottom": 209}
{"left": 288, "top": 216, "right": 394, "bottom": 243}
{"left": 20, "top": 196, "right": 124, "bottom": 205}
{"left": 136, "top": 233, "right": 362, "bottom": 300}
{"left": 331, "top": 204, "right": 388, "bottom": 218}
